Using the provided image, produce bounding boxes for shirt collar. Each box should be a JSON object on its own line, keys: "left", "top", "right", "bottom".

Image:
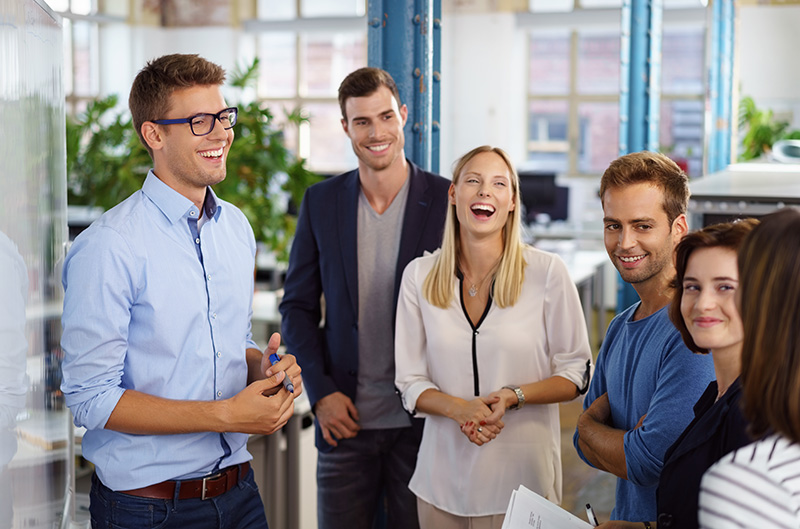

{"left": 141, "top": 170, "right": 221, "bottom": 224}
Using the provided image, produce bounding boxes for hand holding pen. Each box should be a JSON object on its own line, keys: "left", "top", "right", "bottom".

{"left": 262, "top": 332, "right": 302, "bottom": 396}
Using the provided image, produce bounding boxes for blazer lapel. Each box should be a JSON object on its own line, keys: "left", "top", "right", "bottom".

{"left": 667, "top": 383, "right": 740, "bottom": 462}
{"left": 395, "top": 165, "right": 432, "bottom": 300}
{"left": 339, "top": 172, "right": 360, "bottom": 317}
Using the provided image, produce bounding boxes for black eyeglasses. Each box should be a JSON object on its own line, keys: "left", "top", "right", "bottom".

{"left": 152, "top": 107, "right": 238, "bottom": 137}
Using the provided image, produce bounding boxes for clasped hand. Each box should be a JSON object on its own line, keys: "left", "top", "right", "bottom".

{"left": 454, "top": 390, "right": 513, "bottom": 446}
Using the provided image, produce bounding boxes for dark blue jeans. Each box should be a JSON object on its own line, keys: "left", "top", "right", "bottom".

{"left": 316, "top": 425, "right": 422, "bottom": 529}
{"left": 89, "top": 468, "right": 269, "bottom": 529}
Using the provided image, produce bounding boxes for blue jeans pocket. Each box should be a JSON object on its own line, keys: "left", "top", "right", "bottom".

{"left": 90, "top": 476, "right": 171, "bottom": 529}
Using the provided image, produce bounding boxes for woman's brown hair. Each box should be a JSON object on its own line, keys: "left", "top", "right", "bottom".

{"left": 738, "top": 208, "right": 800, "bottom": 442}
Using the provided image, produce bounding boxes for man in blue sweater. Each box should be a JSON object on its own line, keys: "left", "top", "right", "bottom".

{"left": 573, "top": 151, "right": 715, "bottom": 522}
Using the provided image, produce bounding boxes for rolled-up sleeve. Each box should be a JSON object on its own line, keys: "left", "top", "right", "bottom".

{"left": 543, "top": 255, "right": 592, "bottom": 389}
{"left": 61, "top": 227, "right": 136, "bottom": 430}
{"left": 623, "top": 335, "right": 713, "bottom": 487}
{"left": 394, "top": 259, "right": 438, "bottom": 416}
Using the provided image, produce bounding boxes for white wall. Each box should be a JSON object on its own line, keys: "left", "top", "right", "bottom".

{"left": 439, "top": 11, "right": 528, "bottom": 175}
{"left": 98, "top": 25, "right": 257, "bottom": 108}
{"left": 738, "top": 5, "right": 800, "bottom": 129}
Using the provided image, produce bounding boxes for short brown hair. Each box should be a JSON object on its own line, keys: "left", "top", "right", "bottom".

{"left": 129, "top": 54, "right": 226, "bottom": 157}
{"left": 600, "top": 151, "right": 689, "bottom": 225}
{"left": 337, "top": 67, "right": 402, "bottom": 121}
{"left": 669, "top": 218, "right": 759, "bottom": 354}
{"left": 738, "top": 208, "right": 800, "bottom": 442}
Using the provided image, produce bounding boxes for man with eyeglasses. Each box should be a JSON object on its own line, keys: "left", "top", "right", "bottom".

{"left": 60, "top": 54, "right": 300, "bottom": 529}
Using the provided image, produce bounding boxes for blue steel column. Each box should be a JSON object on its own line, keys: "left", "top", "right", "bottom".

{"left": 707, "top": 0, "right": 735, "bottom": 174}
{"left": 617, "top": 0, "right": 663, "bottom": 312}
{"left": 367, "top": 0, "right": 440, "bottom": 172}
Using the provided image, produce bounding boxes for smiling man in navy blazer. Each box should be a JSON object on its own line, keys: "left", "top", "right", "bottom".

{"left": 279, "top": 67, "right": 449, "bottom": 529}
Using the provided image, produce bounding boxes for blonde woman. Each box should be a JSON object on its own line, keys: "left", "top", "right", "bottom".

{"left": 394, "top": 146, "right": 592, "bottom": 529}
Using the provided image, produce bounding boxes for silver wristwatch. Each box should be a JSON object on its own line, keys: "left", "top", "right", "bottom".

{"left": 503, "top": 385, "right": 525, "bottom": 410}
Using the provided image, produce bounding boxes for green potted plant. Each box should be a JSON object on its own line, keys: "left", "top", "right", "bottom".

{"left": 738, "top": 96, "right": 800, "bottom": 162}
{"left": 66, "top": 58, "right": 320, "bottom": 263}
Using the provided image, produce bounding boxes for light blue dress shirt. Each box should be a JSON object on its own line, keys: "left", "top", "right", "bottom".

{"left": 61, "top": 171, "right": 258, "bottom": 491}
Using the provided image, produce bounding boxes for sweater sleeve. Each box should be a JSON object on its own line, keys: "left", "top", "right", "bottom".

{"left": 623, "top": 331, "right": 715, "bottom": 487}
{"left": 573, "top": 318, "right": 614, "bottom": 468}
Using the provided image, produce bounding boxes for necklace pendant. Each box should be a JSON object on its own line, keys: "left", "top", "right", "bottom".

{"left": 468, "top": 284, "right": 478, "bottom": 297}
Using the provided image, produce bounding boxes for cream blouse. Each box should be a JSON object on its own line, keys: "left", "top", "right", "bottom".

{"left": 395, "top": 246, "right": 592, "bottom": 516}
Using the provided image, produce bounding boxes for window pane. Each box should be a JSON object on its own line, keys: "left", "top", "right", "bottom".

{"left": 578, "top": 102, "right": 619, "bottom": 174}
{"left": 664, "top": 0, "right": 707, "bottom": 8}
{"left": 303, "top": 102, "right": 358, "bottom": 173}
{"left": 101, "top": 0, "right": 129, "bottom": 17}
{"left": 527, "top": 100, "right": 569, "bottom": 172}
{"left": 580, "top": 0, "right": 621, "bottom": 7}
{"left": 660, "top": 99, "right": 704, "bottom": 177}
{"left": 263, "top": 101, "right": 300, "bottom": 155}
{"left": 529, "top": 32, "right": 570, "bottom": 95}
{"left": 662, "top": 29, "right": 705, "bottom": 94}
{"left": 63, "top": 18, "right": 73, "bottom": 96}
{"left": 300, "top": 32, "right": 366, "bottom": 98}
{"left": 258, "top": 33, "right": 296, "bottom": 98}
{"left": 301, "top": 0, "right": 365, "bottom": 17}
{"left": 49, "top": 0, "right": 69, "bottom": 11}
{"left": 577, "top": 32, "right": 620, "bottom": 94}
{"left": 529, "top": 0, "right": 574, "bottom": 12}
{"left": 71, "top": 0, "right": 93, "bottom": 15}
{"left": 257, "top": 0, "right": 296, "bottom": 20}
{"left": 72, "top": 21, "right": 98, "bottom": 97}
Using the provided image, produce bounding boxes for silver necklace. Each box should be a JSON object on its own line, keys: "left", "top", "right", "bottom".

{"left": 462, "top": 260, "right": 500, "bottom": 297}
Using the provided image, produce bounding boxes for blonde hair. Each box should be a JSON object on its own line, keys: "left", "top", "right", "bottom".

{"left": 423, "top": 146, "right": 527, "bottom": 308}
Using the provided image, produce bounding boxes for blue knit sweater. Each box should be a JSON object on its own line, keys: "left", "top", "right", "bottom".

{"left": 574, "top": 303, "right": 715, "bottom": 521}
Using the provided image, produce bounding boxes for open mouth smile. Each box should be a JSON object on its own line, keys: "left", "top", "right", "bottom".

{"left": 199, "top": 147, "right": 224, "bottom": 159}
{"left": 471, "top": 204, "right": 496, "bottom": 218}
{"left": 618, "top": 255, "right": 645, "bottom": 263}
{"left": 366, "top": 143, "right": 390, "bottom": 153}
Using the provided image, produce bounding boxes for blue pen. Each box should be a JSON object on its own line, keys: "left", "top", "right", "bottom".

{"left": 268, "top": 353, "right": 295, "bottom": 393}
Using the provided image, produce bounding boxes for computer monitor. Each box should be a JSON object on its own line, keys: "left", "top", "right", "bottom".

{"left": 517, "top": 171, "right": 569, "bottom": 223}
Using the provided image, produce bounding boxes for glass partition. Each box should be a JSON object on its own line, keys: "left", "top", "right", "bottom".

{"left": 0, "top": 0, "right": 69, "bottom": 526}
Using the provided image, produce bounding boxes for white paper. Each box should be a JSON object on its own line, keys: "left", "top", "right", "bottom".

{"left": 501, "top": 485, "right": 594, "bottom": 529}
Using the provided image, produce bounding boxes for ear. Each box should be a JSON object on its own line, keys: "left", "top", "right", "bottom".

{"left": 448, "top": 183, "right": 456, "bottom": 205}
{"left": 672, "top": 213, "right": 688, "bottom": 244}
{"left": 399, "top": 104, "right": 409, "bottom": 127}
{"left": 341, "top": 118, "right": 349, "bottom": 135}
{"left": 141, "top": 121, "right": 165, "bottom": 152}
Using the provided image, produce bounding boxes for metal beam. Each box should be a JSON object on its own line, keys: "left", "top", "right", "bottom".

{"left": 367, "top": 0, "right": 441, "bottom": 172}
{"left": 706, "top": 0, "right": 735, "bottom": 174}
{"left": 617, "top": 0, "right": 663, "bottom": 312}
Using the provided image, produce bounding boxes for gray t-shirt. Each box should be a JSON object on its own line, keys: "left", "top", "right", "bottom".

{"left": 355, "top": 175, "right": 412, "bottom": 429}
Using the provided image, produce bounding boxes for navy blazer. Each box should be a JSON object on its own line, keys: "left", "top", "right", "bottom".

{"left": 279, "top": 161, "right": 450, "bottom": 451}
{"left": 655, "top": 378, "right": 751, "bottom": 529}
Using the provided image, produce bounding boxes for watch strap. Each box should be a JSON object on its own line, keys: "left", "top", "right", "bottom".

{"left": 502, "top": 385, "right": 525, "bottom": 410}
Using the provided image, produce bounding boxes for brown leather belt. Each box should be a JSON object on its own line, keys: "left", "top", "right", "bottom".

{"left": 120, "top": 462, "right": 250, "bottom": 501}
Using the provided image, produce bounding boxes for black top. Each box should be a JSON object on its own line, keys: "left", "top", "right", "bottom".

{"left": 656, "top": 378, "right": 751, "bottom": 529}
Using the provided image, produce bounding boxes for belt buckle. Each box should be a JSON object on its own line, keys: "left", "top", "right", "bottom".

{"left": 200, "top": 471, "right": 223, "bottom": 501}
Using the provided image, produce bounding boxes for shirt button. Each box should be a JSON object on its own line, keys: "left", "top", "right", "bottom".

{"left": 190, "top": 211, "right": 196, "bottom": 217}
{"left": 212, "top": 313, "right": 217, "bottom": 319}
{"left": 217, "top": 391, "right": 222, "bottom": 397}
{"left": 207, "top": 274, "right": 212, "bottom": 280}
{"left": 195, "top": 238, "right": 200, "bottom": 244}
{"left": 216, "top": 351, "right": 222, "bottom": 358}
